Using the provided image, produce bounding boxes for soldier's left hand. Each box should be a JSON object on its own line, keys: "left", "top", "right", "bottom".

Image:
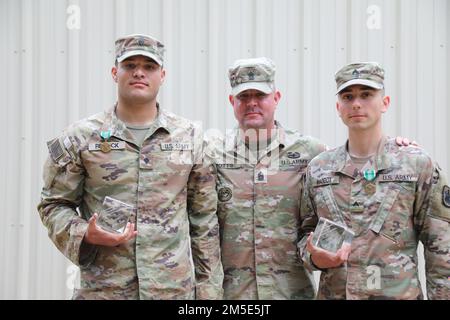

{"left": 83, "top": 213, "right": 138, "bottom": 246}
{"left": 395, "top": 136, "right": 418, "bottom": 147}
{"left": 306, "top": 232, "right": 351, "bottom": 269}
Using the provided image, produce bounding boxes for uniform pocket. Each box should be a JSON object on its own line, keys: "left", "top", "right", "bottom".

{"left": 313, "top": 184, "right": 347, "bottom": 227}
{"left": 145, "top": 151, "right": 193, "bottom": 173}
{"left": 372, "top": 182, "right": 413, "bottom": 242}
{"left": 43, "top": 155, "right": 71, "bottom": 189}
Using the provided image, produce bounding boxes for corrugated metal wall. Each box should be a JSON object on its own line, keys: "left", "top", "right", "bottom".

{"left": 1, "top": 0, "right": 448, "bottom": 299}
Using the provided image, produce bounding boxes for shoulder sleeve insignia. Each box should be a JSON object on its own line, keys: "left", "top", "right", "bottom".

{"left": 443, "top": 185, "right": 450, "bottom": 208}
{"left": 218, "top": 187, "right": 232, "bottom": 202}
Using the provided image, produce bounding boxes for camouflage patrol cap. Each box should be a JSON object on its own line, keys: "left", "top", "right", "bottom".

{"left": 335, "top": 62, "right": 384, "bottom": 94}
{"left": 115, "top": 34, "right": 165, "bottom": 65}
{"left": 228, "top": 57, "right": 276, "bottom": 96}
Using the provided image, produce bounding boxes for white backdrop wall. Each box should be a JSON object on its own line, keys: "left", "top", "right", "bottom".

{"left": 0, "top": 0, "right": 448, "bottom": 299}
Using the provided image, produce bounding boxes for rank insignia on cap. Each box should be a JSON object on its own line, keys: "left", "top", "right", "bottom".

{"left": 352, "top": 69, "right": 360, "bottom": 78}
{"left": 218, "top": 187, "right": 232, "bottom": 202}
{"left": 137, "top": 37, "right": 145, "bottom": 46}
{"left": 248, "top": 70, "right": 255, "bottom": 80}
{"left": 443, "top": 185, "right": 450, "bottom": 208}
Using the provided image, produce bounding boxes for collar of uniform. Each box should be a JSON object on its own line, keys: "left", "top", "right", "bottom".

{"left": 330, "top": 144, "right": 351, "bottom": 176}
{"left": 333, "top": 135, "right": 391, "bottom": 176}
{"left": 153, "top": 105, "right": 174, "bottom": 134}
{"left": 373, "top": 135, "right": 391, "bottom": 172}
{"left": 100, "top": 104, "right": 135, "bottom": 143}
{"left": 274, "top": 120, "right": 286, "bottom": 148}
{"left": 146, "top": 105, "right": 173, "bottom": 137}
{"left": 101, "top": 103, "right": 172, "bottom": 142}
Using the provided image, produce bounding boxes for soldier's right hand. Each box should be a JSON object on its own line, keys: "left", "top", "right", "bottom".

{"left": 306, "top": 233, "right": 351, "bottom": 269}
{"left": 83, "top": 213, "right": 138, "bottom": 246}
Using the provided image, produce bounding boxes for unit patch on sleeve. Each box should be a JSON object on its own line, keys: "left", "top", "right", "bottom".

{"left": 443, "top": 185, "right": 450, "bottom": 208}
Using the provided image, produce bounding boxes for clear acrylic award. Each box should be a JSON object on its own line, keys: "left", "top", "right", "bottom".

{"left": 312, "top": 217, "right": 354, "bottom": 253}
{"left": 96, "top": 196, "right": 134, "bottom": 234}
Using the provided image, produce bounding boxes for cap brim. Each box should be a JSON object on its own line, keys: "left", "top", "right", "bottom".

{"left": 336, "top": 79, "right": 383, "bottom": 94}
{"left": 117, "top": 50, "right": 163, "bottom": 66}
{"left": 231, "top": 82, "right": 273, "bottom": 96}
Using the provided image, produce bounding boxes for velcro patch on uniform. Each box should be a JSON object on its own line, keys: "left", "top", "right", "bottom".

{"left": 88, "top": 141, "right": 126, "bottom": 151}
{"left": 160, "top": 142, "right": 193, "bottom": 151}
{"left": 279, "top": 158, "right": 309, "bottom": 166}
{"left": 313, "top": 176, "right": 339, "bottom": 187}
{"left": 63, "top": 136, "right": 73, "bottom": 150}
{"left": 47, "top": 138, "right": 64, "bottom": 162}
{"left": 379, "top": 174, "right": 418, "bottom": 182}
{"left": 443, "top": 185, "right": 450, "bottom": 208}
{"left": 216, "top": 163, "right": 243, "bottom": 169}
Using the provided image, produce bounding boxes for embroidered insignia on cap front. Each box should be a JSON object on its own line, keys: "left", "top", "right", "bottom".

{"left": 137, "top": 37, "right": 145, "bottom": 46}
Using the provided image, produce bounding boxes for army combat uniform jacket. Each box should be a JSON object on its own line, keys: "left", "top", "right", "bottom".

{"left": 299, "top": 136, "right": 450, "bottom": 299}
{"left": 37, "top": 105, "right": 223, "bottom": 299}
{"left": 206, "top": 123, "right": 327, "bottom": 299}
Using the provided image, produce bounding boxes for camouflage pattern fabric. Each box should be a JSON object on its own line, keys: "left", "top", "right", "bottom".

{"left": 299, "top": 136, "right": 450, "bottom": 299}
{"left": 228, "top": 57, "right": 276, "bottom": 95}
{"left": 334, "top": 61, "right": 384, "bottom": 94}
{"left": 206, "top": 122, "right": 327, "bottom": 299}
{"left": 115, "top": 34, "right": 165, "bottom": 65}
{"left": 38, "top": 104, "right": 223, "bottom": 300}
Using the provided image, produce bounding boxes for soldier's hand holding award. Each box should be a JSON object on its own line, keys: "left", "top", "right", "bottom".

{"left": 306, "top": 217, "right": 354, "bottom": 269}
{"left": 84, "top": 197, "right": 137, "bottom": 246}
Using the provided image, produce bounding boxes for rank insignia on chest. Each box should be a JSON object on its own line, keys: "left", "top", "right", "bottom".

{"left": 443, "top": 185, "right": 450, "bottom": 208}
{"left": 255, "top": 168, "right": 268, "bottom": 184}
{"left": 350, "top": 200, "right": 364, "bottom": 213}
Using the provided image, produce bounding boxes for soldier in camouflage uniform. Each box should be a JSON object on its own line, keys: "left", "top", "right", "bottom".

{"left": 37, "top": 34, "right": 223, "bottom": 299}
{"left": 298, "top": 62, "right": 450, "bottom": 299}
{"left": 205, "top": 57, "right": 327, "bottom": 299}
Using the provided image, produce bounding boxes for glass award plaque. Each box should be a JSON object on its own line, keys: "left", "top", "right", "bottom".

{"left": 312, "top": 217, "right": 354, "bottom": 253}
{"left": 97, "top": 196, "right": 134, "bottom": 234}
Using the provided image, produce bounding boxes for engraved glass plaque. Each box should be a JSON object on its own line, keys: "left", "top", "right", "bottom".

{"left": 97, "top": 196, "right": 134, "bottom": 234}
{"left": 312, "top": 217, "right": 354, "bottom": 253}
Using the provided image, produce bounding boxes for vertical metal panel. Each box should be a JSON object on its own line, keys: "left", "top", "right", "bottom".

{"left": 4, "top": 0, "right": 23, "bottom": 299}
{"left": 0, "top": 1, "right": 6, "bottom": 298}
{"left": 0, "top": 0, "right": 448, "bottom": 299}
{"left": 433, "top": 0, "right": 448, "bottom": 164}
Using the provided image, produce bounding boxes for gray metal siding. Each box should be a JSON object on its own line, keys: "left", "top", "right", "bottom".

{"left": 0, "top": 0, "right": 448, "bottom": 299}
